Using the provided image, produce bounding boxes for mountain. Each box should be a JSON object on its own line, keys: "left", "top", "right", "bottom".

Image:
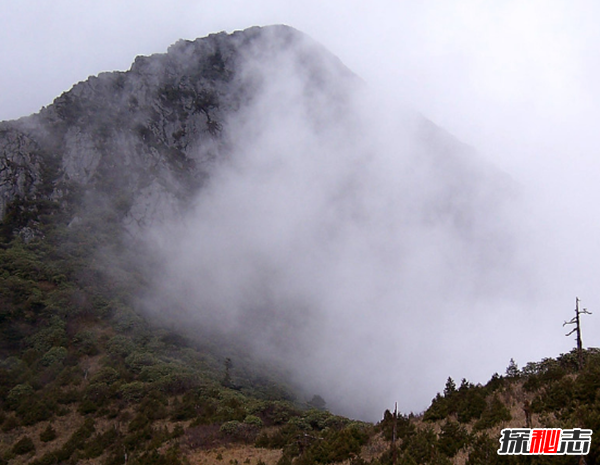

{"left": 0, "top": 25, "right": 356, "bottom": 238}
{"left": 0, "top": 25, "right": 536, "bottom": 464}
{"left": 0, "top": 24, "right": 524, "bottom": 420}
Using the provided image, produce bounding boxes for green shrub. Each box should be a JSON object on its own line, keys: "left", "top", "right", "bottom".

{"left": 399, "top": 427, "right": 440, "bottom": 465}
{"left": 466, "top": 433, "right": 504, "bottom": 465}
{"left": 220, "top": 420, "right": 242, "bottom": 435}
{"left": 83, "top": 381, "right": 113, "bottom": 404}
{"left": 89, "top": 366, "right": 120, "bottom": 385}
{"left": 456, "top": 390, "right": 486, "bottom": 423}
{"left": 57, "top": 387, "right": 82, "bottom": 404}
{"left": 12, "top": 436, "right": 35, "bottom": 455}
{"left": 125, "top": 352, "right": 157, "bottom": 373}
{"left": 156, "top": 372, "right": 196, "bottom": 394}
{"left": 473, "top": 396, "right": 511, "bottom": 431}
{"left": 63, "top": 417, "right": 96, "bottom": 453}
{"left": 138, "top": 396, "right": 169, "bottom": 421}
{"left": 40, "top": 346, "right": 68, "bottom": 366}
{"left": 40, "top": 423, "right": 57, "bottom": 442}
{"left": 84, "top": 427, "right": 120, "bottom": 458}
{"left": 6, "top": 383, "right": 34, "bottom": 409}
{"left": 423, "top": 393, "right": 448, "bottom": 421}
{"left": 438, "top": 420, "right": 469, "bottom": 457}
{"left": 138, "top": 363, "right": 178, "bottom": 383}
{"left": 27, "top": 318, "right": 67, "bottom": 352}
{"left": 107, "top": 335, "right": 136, "bottom": 357}
{"left": 72, "top": 330, "right": 99, "bottom": 355}
{"left": 56, "top": 365, "right": 84, "bottom": 386}
{"left": 119, "top": 381, "right": 147, "bottom": 402}
{"left": 1, "top": 414, "right": 20, "bottom": 432}
{"left": 304, "top": 409, "right": 331, "bottom": 430}
{"left": 78, "top": 398, "right": 99, "bottom": 414}
{"left": 17, "top": 397, "right": 57, "bottom": 425}
{"left": 244, "top": 415, "right": 264, "bottom": 427}
{"left": 128, "top": 413, "right": 151, "bottom": 432}
{"left": 308, "top": 424, "right": 369, "bottom": 463}
{"left": 22, "top": 348, "right": 41, "bottom": 365}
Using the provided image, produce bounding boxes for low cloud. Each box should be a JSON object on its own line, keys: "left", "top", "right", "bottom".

{"left": 140, "top": 29, "right": 535, "bottom": 421}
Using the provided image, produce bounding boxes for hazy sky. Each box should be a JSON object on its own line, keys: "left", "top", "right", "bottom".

{"left": 3, "top": 0, "right": 600, "bottom": 416}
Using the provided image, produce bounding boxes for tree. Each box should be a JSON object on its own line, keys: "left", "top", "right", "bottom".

{"left": 564, "top": 297, "right": 592, "bottom": 370}
{"left": 505, "top": 358, "right": 519, "bottom": 378}
{"left": 443, "top": 377, "right": 456, "bottom": 397}
{"left": 307, "top": 394, "right": 326, "bottom": 410}
{"left": 222, "top": 357, "right": 232, "bottom": 387}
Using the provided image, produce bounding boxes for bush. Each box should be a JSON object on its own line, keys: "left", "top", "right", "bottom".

{"left": 27, "top": 318, "right": 67, "bottom": 352}
{"left": 7, "top": 382, "right": 34, "bottom": 408}
{"left": 84, "top": 427, "right": 120, "bottom": 458}
{"left": 423, "top": 393, "right": 449, "bottom": 421}
{"left": 40, "top": 346, "right": 68, "bottom": 367}
{"left": 473, "top": 396, "right": 511, "bottom": 431}
{"left": 40, "top": 423, "right": 57, "bottom": 442}
{"left": 17, "top": 397, "right": 57, "bottom": 425}
{"left": 72, "top": 330, "right": 98, "bottom": 355}
{"left": 244, "top": 415, "right": 264, "bottom": 427}
{"left": 83, "top": 381, "right": 114, "bottom": 404}
{"left": 89, "top": 366, "right": 120, "bottom": 385}
{"left": 466, "top": 433, "right": 504, "bottom": 465}
{"left": 107, "top": 335, "right": 136, "bottom": 357}
{"left": 125, "top": 352, "right": 157, "bottom": 373}
{"left": 220, "top": 420, "right": 242, "bottom": 435}
{"left": 438, "top": 420, "right": 469, "bottom": 457}
{"left": 1, "top": 414, "right": 20, "bottom": 432}
{"left": 456, "top": 389, "right": 486, "bottom": 424}
{"left": 119, "top": 381, "right": 147, "bottom": 402}
{"left": 312, "top": 425, "right": 369, "bottom": 463}
{"left": 12, "top": 436, "right": 35, "bottom": 455}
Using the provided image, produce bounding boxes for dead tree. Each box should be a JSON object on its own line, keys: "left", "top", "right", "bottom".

{"left": 391, "top": 402, "right": 398, "bottom": 465}
{"left": 563, "top": 297, "right": 592, "bottom": 370}
{"left": 523, "top": 400, "right": 532, "bottom": 428}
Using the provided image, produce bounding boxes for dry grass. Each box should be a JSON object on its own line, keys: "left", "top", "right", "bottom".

{"left": 186, "top": 445, "right": 282, "bottom": 465}
{"left": 0, "top": 378, "right": 557, "bottom": 465}
{"left": 0, "top": 408, "right": 82, "bottom": 464}
{"left": 405, "top": 379, "right": 556, "bottom": 464}
{"left": 360, "top": 431, "right": 388, "bottom": 462}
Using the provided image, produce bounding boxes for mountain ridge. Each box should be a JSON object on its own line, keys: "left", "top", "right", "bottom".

{"left": 0, "top": 25, "right": 556, "bottom": 465}
{"left": 0, "top": 25, "right": 358, "bottom": 239}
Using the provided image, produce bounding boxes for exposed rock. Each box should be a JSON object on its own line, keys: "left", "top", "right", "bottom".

{"left": 0, "top": 25, "right": 355, "bottom": 238}
{"left": 0, "top": 125, "right": 44, "bottom": 219}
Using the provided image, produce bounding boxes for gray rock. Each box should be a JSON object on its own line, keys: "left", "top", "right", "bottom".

{"left": 0, "top": 25, "right": 354, "bottom": 238}
{"left": 0, "top": 125, "right": 44, "bottom": 219}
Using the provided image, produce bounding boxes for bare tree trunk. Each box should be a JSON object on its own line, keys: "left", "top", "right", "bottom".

{"left": 564, "top": 297, "right": 592, "bottom": 370}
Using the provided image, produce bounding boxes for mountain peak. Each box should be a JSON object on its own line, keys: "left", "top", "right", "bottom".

{"left": 0, "top": 26, "right": 357, "bottom": 236}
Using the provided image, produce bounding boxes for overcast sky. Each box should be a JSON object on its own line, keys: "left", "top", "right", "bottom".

{"left": 3, "top": 0, "right": 600, "bottom": 414}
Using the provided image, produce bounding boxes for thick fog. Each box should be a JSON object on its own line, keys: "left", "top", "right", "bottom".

{"left": 138, "top": 32, "right": 534, "bottom": 420}
{"left": 4, "top": 1, "right": 600, "bottom": 420}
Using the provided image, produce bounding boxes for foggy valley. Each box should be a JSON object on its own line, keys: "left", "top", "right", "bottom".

{"left": 2, "top": 4, "right": 600, "bottom": 462}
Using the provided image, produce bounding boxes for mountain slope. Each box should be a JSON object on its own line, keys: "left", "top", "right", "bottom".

{"left": 0, "top": 25, "right": 532, "bottom": 464}
{"left": 0, "top": 25, "right": 357, "bottom": 238}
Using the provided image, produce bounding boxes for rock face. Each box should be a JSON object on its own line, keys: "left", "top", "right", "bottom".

{"left": 0, "top": 25, "right": 523, "bottom": 420}
{"left": 0, "top": 127, "right": 44, "bottom": 220}
{"left": 0, "top": 25, "right": 356, "bottom": 237}
{"left": 0, "top": 24, "right": 510, "bottom": 249}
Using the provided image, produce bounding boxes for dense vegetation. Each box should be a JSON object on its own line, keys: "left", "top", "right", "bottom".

{"left": 1, "top": 182, "right": 600, "bottom": 465}
{"left": 375, "top": 349, "right": 600, "bottom": 465}
{"left": 0, "top": 191, "right": 376, "bottom": 464}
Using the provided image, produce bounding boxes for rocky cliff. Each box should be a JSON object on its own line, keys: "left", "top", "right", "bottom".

{"left": 0, "top": 25, "right": 524, "bottom": 423}
{"left": 0, "top": 25, "right": 357, "bottom": 238}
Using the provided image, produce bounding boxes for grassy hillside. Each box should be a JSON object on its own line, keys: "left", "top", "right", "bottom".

{"left": 1, "top": 195, "right": 599, "bottom": 465}
{"left": 0, "top": 193, "right": 376, "bottom": 465}
{"left": 373, "top": 349, "right": 600, "bottom": 465}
